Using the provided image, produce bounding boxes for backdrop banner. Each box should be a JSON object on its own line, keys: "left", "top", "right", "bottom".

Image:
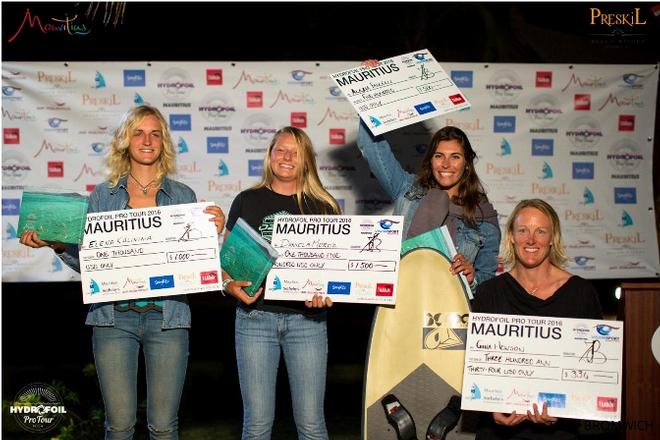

{"left": 2, "top": 61, "right": 658, "bottom": 281}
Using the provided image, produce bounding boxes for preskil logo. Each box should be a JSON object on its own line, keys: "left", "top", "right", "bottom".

{"left": 3, "top": 128, "right": 20, "bottom": 144}
{"left": 290, "top": 112, "right": 307, "bottom": 128}
{"left": 2, "top": 198, "right": 21, "bottom": 215}
{"left": 451, "top": 70, "right": 473, "bottom": 88}
{"left": 169, "top": 114, "right": 191, "bottom": 131}
{"left": 536, "top": 71, "right": 552, "bottom": 88}
{"left": 329, "top": 128, "right": 345, "bottom": 145}
{"left": 572, "top": 162, "right": 594, "bottom": 179}
{"left": 532, "top": 139, "right": 554, "bottom": 156}
{"left": 123, "top": 70, "right": 145, "bottom": 87}
{"left": 207, "top": 137, "right": 229, "bottom": 153}
{"left": 618, "top": 114, "right": 635, "bottom": 131}
{"left": 574, "top": 94, "right": 591, "bottom": 110}
{"left": 206, "top": 69, "right": 223, "bottom": 85}
{"left": 48, "top": 161, "right": 64, "bottom": 177}
{"left": 493, "top": 116, "right": 516, "bottom": 133}
{"left": 246, "top": 91, "right": 263, "bottom": 108}
{"left": 614, "top": 187, "right": 637, "bottom": 204}
{"left": 248, "top": 160, "right": 264, "bottom": 176}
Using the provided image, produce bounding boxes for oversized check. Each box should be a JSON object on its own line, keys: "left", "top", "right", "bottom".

{"left": 80, "top": 202, "right": 221, "bottom": 304}
{"left": 264, "top": 215, "right": 404, "bottom": 304}
{"left": 330, "top": 48, "right": 470, "bottom": 135}
{"left": 461, "top": 313, "right": 623, "bottom": 421}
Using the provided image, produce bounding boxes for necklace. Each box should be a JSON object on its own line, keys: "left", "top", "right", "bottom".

{"left": 129, "top": 173, "right": 157, "bottom": 195}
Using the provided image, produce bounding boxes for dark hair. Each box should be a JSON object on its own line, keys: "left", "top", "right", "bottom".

{"left": 415, "top": 126, "right": 487, "bottom": 227}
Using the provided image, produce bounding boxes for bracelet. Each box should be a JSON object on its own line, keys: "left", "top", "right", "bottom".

{"left": 222, "top": 278, "right": 233, "bottom": 290}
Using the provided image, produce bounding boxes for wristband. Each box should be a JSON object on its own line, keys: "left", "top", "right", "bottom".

{"left": 222, "top": 278, "right": 233, "bottom": 289}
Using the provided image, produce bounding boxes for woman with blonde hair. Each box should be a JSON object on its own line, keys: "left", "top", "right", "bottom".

{"left": 472, "top": 199, "right": 602, "bottom": 439}
{"left": 222, "top": 126, "right": 339, "bottom": 439}
{"left": 20, "top": 105, "right": 226, "bottom": 439}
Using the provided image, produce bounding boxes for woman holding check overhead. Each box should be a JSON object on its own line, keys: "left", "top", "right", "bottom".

{"left": 472, "top": 199, "right": 602, "bottom": 440}
{"left": 222, "top": 126, "right": 340, "bottom": 440}
{"left": 20, "top": 105, "right": 226, "bottom": 440}
{"left": 358, "top": 59, "right": 500, "bottom": 288}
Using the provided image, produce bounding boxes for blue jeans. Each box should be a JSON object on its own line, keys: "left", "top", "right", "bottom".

{"left": 235, "top": 307, "right": 329, "bottom": 440}
{"left": 92, "top": 310, "right": 188, "bottom": 440}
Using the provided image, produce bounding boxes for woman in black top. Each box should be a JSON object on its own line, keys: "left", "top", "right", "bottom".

{"left": 472, "top": 199, "right": 602, "bottom": 440}
{"left": 222, "top": 126, "right": 340, "bottom": 440}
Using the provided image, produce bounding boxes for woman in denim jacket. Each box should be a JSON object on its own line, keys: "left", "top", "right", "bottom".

{"left": 356, "top": 64, "right": 500, "bottom": 287}
{"left": 20, "top": 105, "right": 226, "bottom": 439}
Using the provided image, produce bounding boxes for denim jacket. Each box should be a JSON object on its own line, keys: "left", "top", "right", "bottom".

{"left": 59, "top": 175, "right": 197, "bottom": 329}
{"left": 357, "top": 121, "right": 500, "bottom": 286}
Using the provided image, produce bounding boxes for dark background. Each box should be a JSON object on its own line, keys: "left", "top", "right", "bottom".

{"left": 2, "top": 2, "right": 659, "bottom": 438}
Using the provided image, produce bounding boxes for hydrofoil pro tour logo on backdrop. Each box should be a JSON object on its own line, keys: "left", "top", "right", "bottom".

{"left": 565, "top": 116, "right": 603, "bottom": 150}
{"left": 486, "top": 70, "right": 523, "bottom": 105}
{"left": 240, "top": 113, "right": 277, "bottom": 150}
{"left": 607, "top": 138, "right": 643, "bottom": 179}
{"left": 198, "top": 93, "right": 236, "bottom": 129}
{"left": 525, "top": 94, "right": 562, "bottom": 128}
{"left": 10, "top": 382, "right": 67, "bottom": 433}
{"left": 158, "top": 68, "right": 194, "bottom": 102}
{"left": 422, "top": 312, "right": 468, "bottom": 350}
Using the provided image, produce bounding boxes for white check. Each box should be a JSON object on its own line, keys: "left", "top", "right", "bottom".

{"left": 80, "top": 202, "right": 221, "bottom": 304}
{"left": 461, "top": 313, "right": 623, "bottom": 421}
{"left": 330, "top": 48, "right": 470, "bottom": 135}
{"left": 264, "top": 215, "right": 404, "bottom": 304}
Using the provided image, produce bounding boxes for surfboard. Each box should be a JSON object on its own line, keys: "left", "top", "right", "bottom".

{"left": 363, "top": 227, "right": 476, "bottom": 440}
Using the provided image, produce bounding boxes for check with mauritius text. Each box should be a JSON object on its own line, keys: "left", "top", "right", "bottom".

{"left": 330, "top": 48, "right": 470, "bottom": 135}
{"left": 79, "top": 202, "right": 221, "bottom": 304}
{"left": 264, "top": 215, "right": 404, "bottom": 304}
{"left": 461, "top": 313, "right": 623, "bottom": 421}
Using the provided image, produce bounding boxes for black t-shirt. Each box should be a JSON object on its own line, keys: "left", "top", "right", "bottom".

{"left": 470, "top": 273, "right": 603, "bottom": 440}
{"left": 226, "top": 186, "right": 329, "bottom": 315}
{"left": 472, "top": 272, "right": 603, "bottom": 319}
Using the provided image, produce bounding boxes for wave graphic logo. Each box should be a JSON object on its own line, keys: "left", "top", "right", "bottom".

{"left": 216, "top": 160, "right": 229, "bottom": 177}
{"left": 5, "top": 223, "right": 18, "bottom": 239}
{"left": 619, "top": 210, "right": 633, "bottom": 227}
{"left": 94, "top": 71, "right": 106, "bottom": 89}
{"left": 470, "top": 383, "right": 481, "bottom": 400}
{"left": 177, "top": 137, "right": 189, "bottom": 153}
{"left": 582, "top": 187, "right": 595, "bottom": 204}
{"left": 499, "top": 138, "right": 512, "bottom": 156}
{"left": 272, "top": 276, "right": 282, "bottom": 291}
{"left": 89, "top": 279, "right": 100, "bottom": 294}
{"left": 540, "top": 162, "right": 553, "bottom": 179}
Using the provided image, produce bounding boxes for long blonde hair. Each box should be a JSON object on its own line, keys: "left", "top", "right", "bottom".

{"left": 501, "top": 199, "right": 568, "bottom": 269}
{"left": 252, "top": 126, "right": 341, "bottom": 215}
{"left": 106, "top": 105, "right": 177, "bottom": 187}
